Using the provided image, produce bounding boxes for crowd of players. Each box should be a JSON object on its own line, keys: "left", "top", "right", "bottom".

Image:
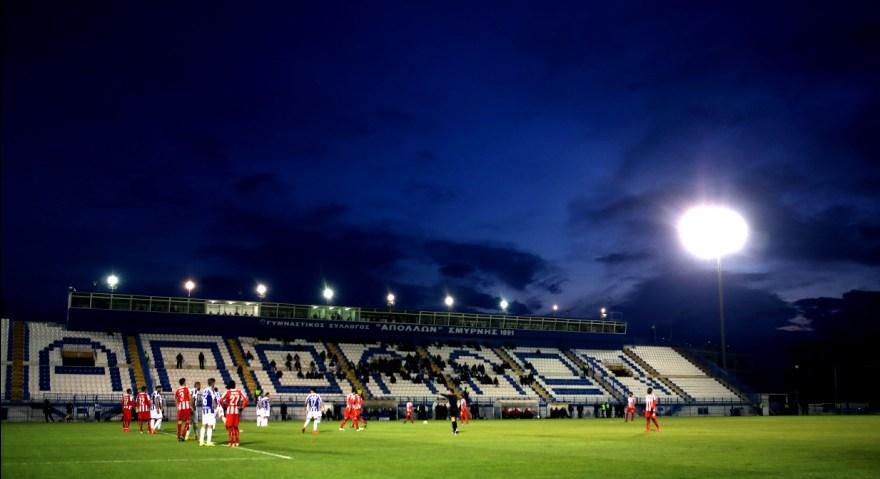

{"left": 118, "top": 379, "right": 662, "bottom": 446}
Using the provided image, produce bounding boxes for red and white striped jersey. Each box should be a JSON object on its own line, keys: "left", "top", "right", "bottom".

{"left": 175, "top": 386, "right": 191, "bottom": 411}
{"left": 460, "top": 398, "right": 467, "bottom": 409}
{"left": 645, "top": 393, "right": 658, "bottom": 412}
{"left": 136, "top": 392, "right": 151, "bottom": 413}
{"left": 220, "top": 389, "right": 248, "bottom": 415}
{"left": 406, "top": 401, "right": 413, "bottom": 412}
{"left": 627, "top": 396, "right": 636, "bottom": 408}
{"left": 345, "top": 393, "right": 357, "bottom": 410}
{"left": 122, "top": 393, "right": 132, "bottom": 409}
{"left": 353, "top": 394, "right": 363, "bottom": 410}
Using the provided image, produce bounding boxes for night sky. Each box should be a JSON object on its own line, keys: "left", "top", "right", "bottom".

{"left": 2, "top": 2, "right": 879, "bottom": 363}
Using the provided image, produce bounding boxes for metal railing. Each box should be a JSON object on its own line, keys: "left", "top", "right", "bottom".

{"left": 68, "top": 291, "right": 627, "bottom": 335}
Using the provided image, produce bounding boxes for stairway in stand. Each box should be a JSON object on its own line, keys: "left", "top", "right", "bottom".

{"left": 226, "top": 338, "right": 259, "bottom": 399}
{"left": 415, "top": 345, "right": 459, "bottom": 396}
{"left": 125, "top": 335, "right": 149, "bottom": 391}
{"left": 494, "top": 347, "right": 553, "bottom": 402}
{"left": 324, "top": 342, "right": 367, "bottom": 398}
{"left": 561, "top": 349, "right": 626, "bottom": 403}
{"left": 10, "top": 321, "right": 26, "bottom": 400}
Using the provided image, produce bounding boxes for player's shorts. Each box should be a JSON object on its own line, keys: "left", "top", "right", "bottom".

{"left": 138, "top": 412, "right": 150, "bottom": 421}
{"left": 306, "top": 410, "right": 322, "bottom": 420}
{"left": 405, "top": 411, "right": 413, "bottom": 419}
{"left": 177, "top": 409, "right": 192, "bottom": 421}
{"left": 626, "top": 406, "right": 635, "bottom": 414}
{"left": 645, "top": 409, "right": 657, "bottom": 419}
{"left": 201, "top": 412, "right": 216, "bottom": 427}
{"left": 225, "top": 413, "right": 240, "bottom": 427}
{"left": 343, "top": 409, "right": 353, "bottom": 419}
{"left": 123, "top": 410, "right": 131, "bottom": 419}
{"left": 150, "top": 410, "right": 162, "bottom": 420}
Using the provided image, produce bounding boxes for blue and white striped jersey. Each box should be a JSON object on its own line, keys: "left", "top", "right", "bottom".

{"left": 305, "top": 393, "right": 322, "bottom": 412}
{"left": 150, "top": 391, "right": 163, "bottom": 412}
{"left": 201, "top": 387, "right": 217, "bottom": 414}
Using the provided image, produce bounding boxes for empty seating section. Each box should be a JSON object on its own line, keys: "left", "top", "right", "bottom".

{"left": 27, "top": 322, "right": 132, "bottom": 396}
{"left": 576, "top": 349, "right": 677, "bottom": 399}
{"left": 626, "top": 346, "right": 740, "bottom": 400}
{"left": 140, "top": 334, "right": 243, "bottom": 396}
{"left": 239, "top": 337, "right": 349, "bottom": 396}
{"left": 627, "top": 346, "right": 705, "bottom": 376}
{"left": 428, "top": 344, "right": 536, "bottom": 399}
{"left": 338, "top": 343, "right": 438, "bottom": 398}
{"left": 668, "top": 377, "right": 739, "bottom": 401}
{"left": 509, "top": 347, "right": 612, "bottom": 401}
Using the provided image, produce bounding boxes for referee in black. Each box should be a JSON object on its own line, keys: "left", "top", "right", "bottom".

{"left": 441, "top": 391, "right": 460, "bottom": 435}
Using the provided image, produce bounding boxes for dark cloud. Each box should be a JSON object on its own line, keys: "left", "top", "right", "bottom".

{"left": 595, "top": 252, "right": 652, "bottom": 265}
{"left": 618, "top": 270, "right": 798, "bottom": 348}
{"left": 425, "top": 240, "right": 561, "bottom": 292}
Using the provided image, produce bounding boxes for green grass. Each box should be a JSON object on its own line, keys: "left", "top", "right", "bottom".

{"left": 3, "top": 417, "right": 879, "bottom": 478}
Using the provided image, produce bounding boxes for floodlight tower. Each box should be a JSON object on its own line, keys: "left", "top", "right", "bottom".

{"left": 256, "top": 283, "right": 268, "bottom": 299}
{"left": 678, "top": 205, "right": 748, "bottom": 369}
{"left": 499, "top": 298, "right": 509, "bottom": 313}
{"left": 106, "top": 274, "right": 119, "bottom": 292}
{"left": 323, "top": 286, "right": 335, "bottom": 305}
{"left": 184, "top": 279, "right": 196, "bottom": 297}
{"left": 387, "top": 292, "right": 396, "bottom": 307}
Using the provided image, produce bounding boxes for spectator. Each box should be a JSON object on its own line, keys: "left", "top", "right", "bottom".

{"left": 236, "top": 364, "right": 243, "bottom": 377}
{"left": 176, "top": 352, "right": 184, "bottom": 369}
{"left": 286, "top": 353, "right": 293, "bottom": 362}
{"left": 65, "top": 403, "right": 73, "bottom": 422}
{"left": 94, "top": 402, "right": 102, "bottom": 421}
{"left": 280, "top": 403, "right": 288, "bottom": 421}
{"left": 245, "top": 350, "right": 254, "bottom": 362}
{"left": 286, "top": 359, "right": 293, "bottom": 371}
{"left": 198, "top": 352, "right": 205, "bottom": 369}
{"left": 43, "top": 399, "right": 55, "bottom": 423}
{"left": 276, "top": 370, "right": 284, "bottom": 379}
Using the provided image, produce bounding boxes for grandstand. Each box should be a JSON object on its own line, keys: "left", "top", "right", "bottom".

{"left": 0, "top": 290, "right": 753, "bottom": 420}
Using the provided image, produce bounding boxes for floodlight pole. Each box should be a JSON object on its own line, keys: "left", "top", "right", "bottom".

{"left": 716, "top": 256, "right": 727, "bottom": 370}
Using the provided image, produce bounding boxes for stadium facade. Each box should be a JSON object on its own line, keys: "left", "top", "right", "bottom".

{"left": 0, "top": 291, "right": 754, "bottom": 421}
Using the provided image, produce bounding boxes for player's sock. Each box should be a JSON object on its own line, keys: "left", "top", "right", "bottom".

{"left": 177, "top": 422, "right": 181, "bottom": 438}
{"left": 206, "top": 426, "right": 213, "bottom": 444}
{"left": 452, "top": 420, "right": 457, "bottom": 433}
{"left": 313, "top": 419, "right": 320, "bottom": 432}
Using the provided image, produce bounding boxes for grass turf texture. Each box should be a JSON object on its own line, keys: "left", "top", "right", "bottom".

{"left": 2, "top": 417, "right": 879, "bottom": 478}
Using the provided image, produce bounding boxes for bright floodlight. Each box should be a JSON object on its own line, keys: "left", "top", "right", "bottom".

{"left": 552, "top": 304, "right": 559, "bottom": 312}
{"left": 106, "top": 274, "right": 119, "bottom": 290}
{"left": 499, "top": 299, "right": 509, "bottom": 311}
{"left": 386, "top": 293, "right": 396, "bottom": 305}
{"left": 184, "top": 279, "right": 196, "bottom": 293}
{"left": 256, "top": 283, "right": 268, "bottom": 298}
{"left": 444, "top": 295, "right": 454, "bottom": 308}
{"left": 678, "top": 205, "right": 748, "bottom": 260}
{"left": 323, "top": 287, "right": 335, "bottom": 302}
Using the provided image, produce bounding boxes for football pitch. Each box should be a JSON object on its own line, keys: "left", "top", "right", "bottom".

{"left": 3, "top": 417, "right": 879, "bottom": 479}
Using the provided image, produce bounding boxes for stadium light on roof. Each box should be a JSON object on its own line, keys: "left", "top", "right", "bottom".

{"left": 678, "top": 205, "right": 748, "bottom": 370}
{"left": 552, "top": 304, "right": 559, "bottom": 312}
{"left": 386, "top": 293, "right": 396, "bottom": 306}
{"left": 184, "top": 279, "right": 196, "bottom": 297}
{"left": 499, "top": 298, "right": 509, "bottom": 312}
{"left": 106, "top": 274, "right": 119, "bottom": 291}
{"left": 444, "top": 295, "right": 454, "bottom": 308}
{"left": 256, "top": 283, "right": 268, "bottom": 299}
{"left": 323, "top": 286, "right": 335, "bottom": 304}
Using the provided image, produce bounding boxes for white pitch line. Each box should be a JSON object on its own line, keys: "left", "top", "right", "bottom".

{"left": 235, "top": 446, "right": 292, "bottom": 460}
{"left": 155, "top": 428, "right": 291, "bottom": 460}
{"left": 5, "top": 457, "right": 269, "bottom": 466}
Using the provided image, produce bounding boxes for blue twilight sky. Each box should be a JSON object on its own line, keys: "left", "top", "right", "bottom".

{"left": 2, "top": 1, "right": 879, "bottom": 347}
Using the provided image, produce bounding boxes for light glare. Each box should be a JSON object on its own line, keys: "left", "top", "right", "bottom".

{"left": 323, "top": 287, "right": 335, "bottom": 301}
{"left": 444, "top": 295, "right": 454, "bottom": 307}
{"left": 256, "top": 283, "right": 268, "bottom": 297}
{"left": 678, "top": 206, "right": 748, "bottom": 260}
